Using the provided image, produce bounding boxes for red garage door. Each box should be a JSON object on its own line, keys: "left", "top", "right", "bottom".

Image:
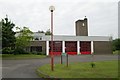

{"left": 65, "top": 41, "right": 77, "bottom": 55}
{"left": 49, "top": 41, "right": 62, "bottom": 56}
{"left": 80, "top": 41, "right": 91, "bottom": 54}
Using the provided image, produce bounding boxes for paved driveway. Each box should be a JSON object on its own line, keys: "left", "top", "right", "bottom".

{"left": 2, "top": 55, "right": 118, "bottom": 78}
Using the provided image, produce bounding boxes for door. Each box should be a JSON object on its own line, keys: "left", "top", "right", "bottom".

{"left": 65, "top": 41, "right": 77, "bottom": 55}
{"left": 80, "top": 41, "right": 91, "bottom": 54}
{"left": 49, "top": 41, "right": 62, "bottom": 55}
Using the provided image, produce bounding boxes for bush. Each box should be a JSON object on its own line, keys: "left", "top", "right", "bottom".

{"left": 30, "top": 51, "right": 45, "bottom": 55}
{"left": 13, "top": 48, "right": 28, "bottom": 55}
{"left": 37, "top": 52, "right": 41, "bottom": 55}
{"left": 2, "top": 47, "right": 14, "bottom": 54}
{"left": 91, "top": 62, "right": 95, "bottom": 68}
{"left": 112, "top": 38, "right": 120, "bottom": 51}
{"left": 37, "top": 52, "right": 46, "bottom": 55}
{"left": 31, "top": 51, "right": 38, "bottom": 55}
{"left": 113, "top": 50, "right": 120, "bottom": 54}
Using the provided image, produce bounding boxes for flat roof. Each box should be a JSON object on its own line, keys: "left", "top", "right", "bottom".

{"left": 16, "top": 33, "right": 111, "bottom": 41}
{"left": 41, "top": 35, "right": 111, "bottom": 41}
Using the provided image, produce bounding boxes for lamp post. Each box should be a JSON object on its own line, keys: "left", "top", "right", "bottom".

{"left": 49, "top": 6, "right": 55, "bottom": 71}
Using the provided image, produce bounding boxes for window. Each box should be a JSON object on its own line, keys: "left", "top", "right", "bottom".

{"left": 30, "top": 46, "right": 42, "bottom": 52}
{"left": 39, "top": 37, "right": 42, "bottom": 40}
{"left": 35, "top": 37, "right": 39, "bottom": 40}
{"left": 82, "top": 23, "right": 85, "bottom": 26}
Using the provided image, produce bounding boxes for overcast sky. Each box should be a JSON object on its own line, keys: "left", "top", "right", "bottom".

{"left": 0, "top": 0, "right": 119, "bottom": 39}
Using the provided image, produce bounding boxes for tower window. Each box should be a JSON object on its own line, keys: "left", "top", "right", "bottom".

{"left": 82, "top": 23, "right": 85, "bottom": 26}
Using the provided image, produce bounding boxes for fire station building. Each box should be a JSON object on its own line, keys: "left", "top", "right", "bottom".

{"left": 26, "top": 17, "right": 112, "bottom": 55}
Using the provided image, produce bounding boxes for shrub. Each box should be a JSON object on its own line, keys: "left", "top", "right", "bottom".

{"left": 37, "top": 52, "right": 45, "bottom": 55}
{"left": 112, "top": 38, "right": 120, "bottom": 51}
{"left": 37, "top": 52, "right": 41, "bottom": 55}
{"left": 91, "top": 62, "right": 95, "bottom": 68}
{"left": 30, "top": 51, "right": 45, "bottom": 55}
{"left": 2, "top": 47, "right": 13, "bottom": 54}
{"left": 31, "top": 51, "right": 38, "bottom": 55}
{"left": 37, "top": 52, "right": 46, "bottom": 55}
{"left": 13, "top": 48, "right": 28, "bottom": 55}
{"left": 113, "top": 50, "right": 120, "bottom": 54}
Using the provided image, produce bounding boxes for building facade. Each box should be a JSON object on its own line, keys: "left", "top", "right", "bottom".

{"left": 24, "top": 17, "right": 112, "bottom": 55}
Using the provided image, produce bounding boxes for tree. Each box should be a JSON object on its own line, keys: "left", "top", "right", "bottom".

{"left": 0, "top": 20, "right": 2, "bottom": 54}
{"left": 2, "top": 16, "right": 16, "bottom": 49}
{"left": 112, "top": 38, "right": 120, "bottom": 51}
{"left": 15, "top": 27, "right": 33, "bottom": 49}
{"left": 45, "top": 29, "right": 51, "bottom": 35}
{"left": 38, "top": 30, "right": 45, "bottom": 33}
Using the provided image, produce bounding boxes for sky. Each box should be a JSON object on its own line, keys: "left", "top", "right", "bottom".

{"left": 0, "top": 0, "right": 119, "bottom": 39}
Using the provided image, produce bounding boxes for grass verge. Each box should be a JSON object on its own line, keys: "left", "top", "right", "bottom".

{"left": 37, "top": 60, "right": 118, "bottom": 78}
{"left": 2, "top": 54, "right": 46, "bottom": 60}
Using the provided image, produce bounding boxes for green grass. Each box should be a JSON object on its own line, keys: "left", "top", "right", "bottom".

{"left": 37, "top": 60, "right": 118, "bottom": 78}
{"left": 2, "top": 54, "right": 46, "bottom": 60}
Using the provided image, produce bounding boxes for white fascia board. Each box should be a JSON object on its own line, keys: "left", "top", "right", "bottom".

{"left": 42, "top": 35, "right": 110, "bottom": 41}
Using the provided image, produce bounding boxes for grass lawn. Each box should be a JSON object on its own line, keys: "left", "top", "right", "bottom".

{"left": 37, "top": 60, "right": 118, "bottom": 78}
{"left": 2, "top": 54, "right": 46, "bottom": 60}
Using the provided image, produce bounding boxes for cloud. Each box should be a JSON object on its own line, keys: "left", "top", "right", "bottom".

{"left": 0, "top": 0, "right": 118, "bottom": 39}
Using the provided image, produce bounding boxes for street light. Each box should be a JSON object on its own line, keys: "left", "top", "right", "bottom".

{"left": 49, "top": 6, "right": 55, "bottom": 12}
{"left": 49, "top": 6, "right": 55, "bottom": 71}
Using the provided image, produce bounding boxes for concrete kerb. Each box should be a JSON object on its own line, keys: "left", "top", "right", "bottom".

{"left": 36, "top": 69, "right": 60, "bottom": 79}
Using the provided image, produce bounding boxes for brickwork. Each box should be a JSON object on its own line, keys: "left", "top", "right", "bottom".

{"left": 76, "top": 18, "right": 88, "bottom": 36}
{"left": 93, "top": 41, "right": 112, "bottom": 54}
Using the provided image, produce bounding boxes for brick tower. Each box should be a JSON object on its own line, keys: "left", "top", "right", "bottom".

{"left": 75, "top": 17, "right": 88, "bottom": 36}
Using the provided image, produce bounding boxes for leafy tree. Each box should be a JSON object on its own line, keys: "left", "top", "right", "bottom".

{"left": 45, "top": 29, "right": 51, "bottom": 35}
{"left": 38, "top": 30, "right": 45, "bottom": 33}
{"left": 0, "top": 21, "right": 2, "bottom": 54}
{"left": 15, "top": 27, "right": 33, "bottom": 49}
{"left": 1, "top": 16, "right": 16, "bottom": 49}
{"left": 112, "top": 38, "right": 120, "bottom": 51}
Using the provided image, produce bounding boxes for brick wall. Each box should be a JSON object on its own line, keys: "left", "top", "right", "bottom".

{"left": 93, "top": 41, "right": 112, "bottom": 54}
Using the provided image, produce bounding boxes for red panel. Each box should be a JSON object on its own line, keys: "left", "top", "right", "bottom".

{"left": 80, "top": 41, "right": 91, "bottom": 55}
{"left": 81, "top": 51, "right": 91, "bottom": 54}
{"left": 65, "top": 41, "right": 77, "bottom": 55}
{"left": 49, "top": 52, "right": 61, "bottom": 56}
{"left": 49, "top": 41, "right": 62, "bottom": 56}
{"left": 67, "top": 52, "right": 77, "bottom": 55}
